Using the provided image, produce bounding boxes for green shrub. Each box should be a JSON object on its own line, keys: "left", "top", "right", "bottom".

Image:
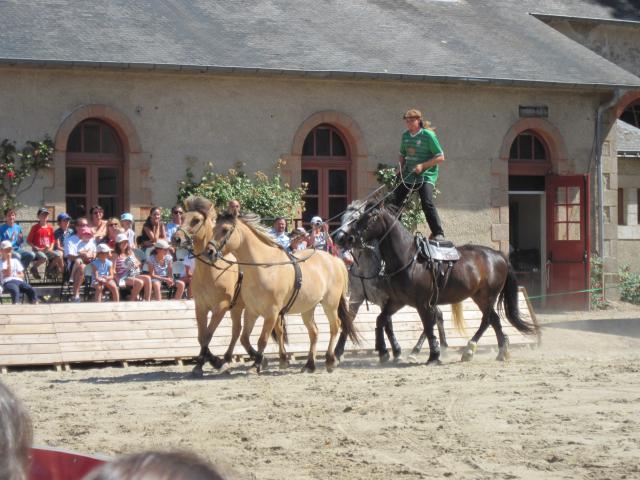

{"left": 619, "top": 265, "right": 640, "bottom": 305}
{"left": 176, "top": 160, "right": 306, "bottom": 221}
{"left": 590, "top": 256, "right": 609, "bottom": 310}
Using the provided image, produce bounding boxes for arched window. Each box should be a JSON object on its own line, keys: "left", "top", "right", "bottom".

{"left": 65, "top": 120, "right": 124, "bottom": 219}
{"left": 301, "top": 124, "right": 351, "bottom": 228}
{"left": 620, "top": 101, "right": 640, "bottom": 128}
{"left": 509, "top": 130, "right": 548, "bottom": 161}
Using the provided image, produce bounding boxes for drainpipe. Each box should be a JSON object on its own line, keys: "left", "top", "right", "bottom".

{"left": 595, "top": 89, "right": 622, "bottom": 300}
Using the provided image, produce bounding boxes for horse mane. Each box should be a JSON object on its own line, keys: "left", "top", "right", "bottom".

{"left": 221, "top": 211, "right": 281, "bottom": 249}
{"left": 184, "top": 196, "right": 214, "bottom": 219}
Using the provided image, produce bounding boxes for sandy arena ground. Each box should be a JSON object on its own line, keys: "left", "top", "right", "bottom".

{"left": 4, "top": 304, "right": 640, "bottom": 480}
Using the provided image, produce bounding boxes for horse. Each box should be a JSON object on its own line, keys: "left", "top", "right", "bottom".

{"left": 173, "top": 197, "right": 261, "bottom": 377}
{"left": 334, "top": 199, "right": 538, "bottom": 364}
{"left": 212, "top": 211, "right": 360, "bottom": 374}
{"left": 334, "top": 203, "right": 460, "bottom": 363}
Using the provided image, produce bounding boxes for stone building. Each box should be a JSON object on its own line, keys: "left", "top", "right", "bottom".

{"left": 1, "top": 0, "right": 640, "bottom": 308}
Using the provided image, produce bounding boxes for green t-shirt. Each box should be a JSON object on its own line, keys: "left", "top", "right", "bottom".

{"left": 399, "top": 128, "right": 443, "bottom": 184}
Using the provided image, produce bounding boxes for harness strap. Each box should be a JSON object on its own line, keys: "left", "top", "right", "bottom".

{"left": 229, "top": 270, "right": 244, "bottom": 309}
{"left": 277, "top": 251, "right": 303, "bottom": 344}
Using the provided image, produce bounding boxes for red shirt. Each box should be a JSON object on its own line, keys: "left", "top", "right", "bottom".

{"left": 27, "top": 223, "right": 55, "bottom": 250}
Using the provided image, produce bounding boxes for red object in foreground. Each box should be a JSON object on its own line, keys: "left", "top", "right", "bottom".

{"left": 30, "top": 447, "right": 107, "bottom": 480}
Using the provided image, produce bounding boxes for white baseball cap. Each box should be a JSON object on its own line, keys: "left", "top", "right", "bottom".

{"left": 155, "top": 239, "right": 170, "bottom": 249}
{"left": 310, "top": 216, "right": 323, "bottom": 226}
{"left": 115, "top": 232, "right": 129, "bottom": 244}
{"left": 0, "top": 240, "right": 12, "bottom": 250}
{"left": 96, "top": 243, "right": 112, "bottom": 253}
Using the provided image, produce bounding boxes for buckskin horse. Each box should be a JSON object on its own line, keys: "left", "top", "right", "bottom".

{"left": 334, "top": 199, "right": 538, "bottom": 364}
{"left": 212, "top": 211, "right": 360, "bottom": 374}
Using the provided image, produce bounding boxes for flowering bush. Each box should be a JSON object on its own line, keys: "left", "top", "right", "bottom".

{"left": 0, "top": 137, "right": 54, "bottom": 210}
{"left": 619, "top": 265, "right": 640, "bottom": 305}
{"left": 177, "top": 159, "right": 306, "bottom": 221}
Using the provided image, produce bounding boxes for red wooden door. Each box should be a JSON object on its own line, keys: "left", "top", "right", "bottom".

{"left": 546, "top": 175, "right": 590, "bottom": 310}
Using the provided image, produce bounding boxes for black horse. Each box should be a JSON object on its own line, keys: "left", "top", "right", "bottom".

{"left": 334, "top": 200, "right": 538, "bottom": 364}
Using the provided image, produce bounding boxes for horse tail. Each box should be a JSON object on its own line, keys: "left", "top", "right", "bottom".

{"left": 451, "top": 302, "right": 466, "bottom": 336}
{"left": 278, "top": 315, "right": 289, "bottom": 345}
{"left": 498, "top": 264, "right": 537, "bottom": 335}
{"left": 338, "top": 263, "right": 361, "bottom": 346}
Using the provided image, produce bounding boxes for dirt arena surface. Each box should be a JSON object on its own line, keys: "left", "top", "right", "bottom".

{"left": 4, "top": 304, "right": 640, "bottom": 480}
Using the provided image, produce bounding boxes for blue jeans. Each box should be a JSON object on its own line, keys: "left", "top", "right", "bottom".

{"left": 12, "top": 249, "right": 35, "bottom": 269}
{"left": 2, "top": 279, "right": 37, "bottom": 304}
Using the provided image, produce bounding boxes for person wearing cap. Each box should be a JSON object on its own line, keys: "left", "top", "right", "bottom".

{"left": 288, "top": 227, "right": 308, "bottom": 252}
{"left": 91, "top": 243, "right": 119, "bottom": 302}
{"left": 26, "top": 207, "right": 63, "bottom": 279}
{"left": 54, "top": 212, "right": 74, "bottom": 253}
{"left": 392, "top": 108, "right": 446, "bottom": 241}
{"left": 0, "top": 207, "right": 35, "bottom": 270}
{"left": 64, "top": 218, "right": 97, "bottom": 302}
{"left": 146, "top": 239, "right": 185, "bottom": 300}
{"left": 0, "top": 240, "right": 38, "bottom": 304}
{"left": 119, "top": 213, "right": 137, "bottom": 249}
{"left": 268, "top": 217, "right": 290, "bottom": 250}
{"left": 166, "top": 205, "right": 184, "bottom": 242}
{"left": 113, "top": 232, "right": 152, "bottom": 301}
{"left": 308, "top": 216, "right": 335, "bottom": 253}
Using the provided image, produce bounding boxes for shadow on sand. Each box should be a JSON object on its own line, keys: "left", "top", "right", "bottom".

{"left": 545, "top": 318, "right": 640, "bottom": 339}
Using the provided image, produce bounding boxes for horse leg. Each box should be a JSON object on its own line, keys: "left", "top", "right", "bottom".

{"left": 192, "top": 304, "right": 210, "bottom": 378}
{"left": 488, "top": 308, "right": 510, "bottom": 361}
{"left": 248, "top": 314, "right": 277, "bottom": 374}
{"left": 381, "top": 303, "right": 403, "bottom": 361}
{"left": 223, "top": 305, "right": 243, "bottom": 365}
{"left": 334, "top": 298, "right": 361, "bottom": 361}
{"left": 375, "top": 311, "right": 390, "bottom": 363}
{"left": 272, "top": 318, "right": 289, "bottom": 369}
{"left": 461, "top": 310, "right": 491, "bottom": 362}
{"left": 239, "top": 309, "right": 260, "bottom": 361}
{"left": 300, "top": 309, "right": 318, "bottom": 373}
{"left": 321, "top": 302, "right": 342, "bottom": 373}
{"left": 203, "top": 307, "right": 228, "bottom": 370}
{"left": 436, "top": 307, "right": 448, "bottom": 349}
{"left": 418, "top": 304, "right": 441, "bottom": 365}
{"left": 411, "top": 331, "right": 427, "bottom": 356}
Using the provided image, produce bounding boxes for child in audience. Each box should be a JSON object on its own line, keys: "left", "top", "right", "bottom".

{"left": 0, "top": 207, "right": 35, "bottom": 270}
{"left": 146, "top": 239, "right": 184, "bottom": 300}
{"left": 0, "top": 240, "right": 38, "bottom": 304}
{"left": 120, "top": 212, "right": 137, "bottom": 248}
{"left": 113, "top": 233, "right": 152, "bottom": 301}
{"left": 91, "top": 243, "right": 119, "bottom": 302}
{"left": 54, "top": 212, "right": 75, "bottom": 253}
{"left": 27, "top": 207, "right": 63, "bottom": 279}
{"left": 180, "top": 254, "right": 195, "bottom": 299}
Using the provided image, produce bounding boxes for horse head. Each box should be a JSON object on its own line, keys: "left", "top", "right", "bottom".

{"left": 212, "top": 211, "right": 241, "bottom": 255}
{"left": 335, "top": 198, "right": 388, "bottom": 248}
{"left": 173, "top": 196, "right": 215, "bottom": 253}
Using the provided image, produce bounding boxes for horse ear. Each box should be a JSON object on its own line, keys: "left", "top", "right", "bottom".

{"left": 192, "top": 197, "right": 213, "bottom": 217}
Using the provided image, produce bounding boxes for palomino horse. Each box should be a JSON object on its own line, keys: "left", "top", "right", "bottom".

{"left": 173, "top": 197, "right": 261, "bottom": 377}
{"left": 212, "top": 211, "right": 360, "bottom": 373}
{"left": 334, "top": 200, "right": 538, "bottom": 364}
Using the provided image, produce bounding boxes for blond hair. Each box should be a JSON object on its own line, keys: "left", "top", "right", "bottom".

{"left": 403, "top": 108, "right": 434, "bottom": 130}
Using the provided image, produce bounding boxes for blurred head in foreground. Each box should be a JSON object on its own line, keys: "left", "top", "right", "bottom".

{"left": 0, "top": 380, "right": 33, "bottom": 480}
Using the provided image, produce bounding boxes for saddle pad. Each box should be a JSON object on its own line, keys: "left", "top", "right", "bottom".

{"left": 426, "top": 241, "right": 460, "bottom": 262}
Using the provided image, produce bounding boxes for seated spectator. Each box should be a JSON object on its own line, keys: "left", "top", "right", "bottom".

{"left": 180, "top": 254, "right": 195, "bottom": 299}
{"left": 288, "top": 227, "right": 308, "bottom": 251}
{"left": 0, "top": 380, "right": 33, "bottom": 480}
{"left": 64, "top": 219, "right": 97, "bottom": 302}
{"left": 308, "top": 216, "right": 335, "bottom": 253}
{"left": 227, "top": 199, "right": 241, "bottom": 216}
{"left": 140, "top": 207, "right": 169, "bottom": 250}
{"left": 99, "top": 218, "right": 123, "bottom": 250}
{"left": 0, "top": 207, "right": 35, "bottom": 270}
{"left": 113, "top": 233, "right": 152, "bottom": 301}
{"left": 0, "top": 240, "right": 38, "bottom": 304}
{"left": 269, "top": 217, "right": 290, "bottom": 250}
{"left": 166, "top": 206, "right": 184, "bottom": 242}
{"left": 119, "top": 212, "right": 137, "bottom": 249}
{"left": 91, "top": 244, "right": 119, "bottom": 302}
{"left": 26, "top": 207, "right": 63, "bottom": 279}
{"left": 54, "top": 212, "right": 75, "bottom": 253}
{"left": 146, "top": 240, "right": 184, "bottom": 300}
{"left": 82, "top": 450, "right": 227, "bottom": 480}
{"left": 89, "top": 205, "right": 107, "bottom": 240}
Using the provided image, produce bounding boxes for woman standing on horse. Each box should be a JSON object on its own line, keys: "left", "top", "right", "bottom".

{"left": 393, "top": 108, "right": 446, "bottom": 241}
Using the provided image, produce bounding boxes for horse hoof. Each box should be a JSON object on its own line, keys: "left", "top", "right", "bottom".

{"left": 426, "top": 358, "right": 442, "bottom": 366}
{"left": 247, "top": 365, "right": 260, "bottom": 375}
{"left": 407, "top": 354, "right": 418, "bottom": 362}
{"left": 209, "top": 356, "right": 225, "bottom": 370}
{"left": 301, "top": 361, "right": 316, "bottom": 373}
{"left": 379, "top": 352, "right": 391, "bottom": 364}
{"left": 191, "top": 366, "right": 204, "bottom": 378}
{"left": 496, "top": 350, "right": 511, "bottom": 362}
{"left": 393, "top": 355, "right": 402, "bottom": 363}
{"left": 461, "top": 352, "right": 474, "bottom": 362}
{"left": 279, "top": 360, "right": 290, "bottom": 370}
{"left": 261, "top": 357, "right": 269, "bottom": 370}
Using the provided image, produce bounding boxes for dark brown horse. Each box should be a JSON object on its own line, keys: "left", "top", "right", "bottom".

{"left": 334, "top": 200, "right": 538, "bottom": 364}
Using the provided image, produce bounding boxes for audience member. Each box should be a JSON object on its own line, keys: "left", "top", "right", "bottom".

{"left": 82, "top": 450, "right": 227, "bottom": 480}
{"left": 64, "top": 219, "right": 97, "bottom": 302}
{"left": 166, "top": 206, "right": 184, "bottom": 241}
{"left": 26, "top": 207, "right": 63, "bottom": 279}
{"left": 180, "top": 254, "right": 195, "bottom": 299}
{"left": 0, "top": 240, "right": 38, "bottom": 304}
{"left": 120, "top": 213, "right": 137, "bottom": 249}
{"left": 227, "top": 199, "right": 241, "bottom": 216}
{"left": 0, "top": 380, "right": 33, "bottom": 480}
{"left": 288, "top": 227, "right": 308, "bottom": 251}
{"left": 146, "top": 239, "right": 184, "bottom": 300}
{"left": 308, "top": 216, "right": 334, "bottom": 253}
{"left": 140, "top": 207, "right": 168, "bottom": 250}
{"left": 91, "top": 244, "right": 119, "bottom": 302}
{"left": 89, "top": 205, "right": 107, "bottom": 240}
{"left": 54, "top": 213, "right": 74, "bottom": 253}
{"left": 0, "top": 207, "right": 35, "bottom": 270}
{"left": 269, "top": 217, "right": 290, "bottom": 250}
{"left": 113, "top": 233, "right": 152, "bottom": 301}
{"left": 99, "top": 218, "right": 123, "bottom": 249}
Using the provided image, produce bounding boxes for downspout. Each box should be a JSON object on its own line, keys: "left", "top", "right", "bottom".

{"left": 595, "top": 89, "right": 621, "bottom": 300}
